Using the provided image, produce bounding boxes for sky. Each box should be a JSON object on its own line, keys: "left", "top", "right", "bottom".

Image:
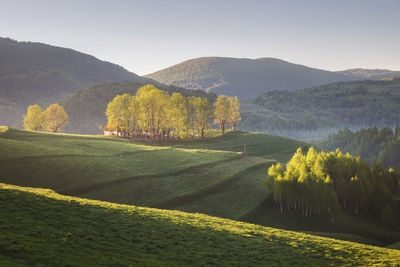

{"left": 1, "top": 0, "right": 399, "bottom": 75}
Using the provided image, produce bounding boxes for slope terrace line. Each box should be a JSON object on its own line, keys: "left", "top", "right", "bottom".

{"left": 155, "top": 161, "right": 274, "bottom": 209}
{"left": 60, "top": 155, "right": 243, "bottom": 196}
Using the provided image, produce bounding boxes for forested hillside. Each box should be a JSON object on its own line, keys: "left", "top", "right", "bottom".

{"left": 145, "top": 57, "right": 399, "bottom": 99}
{"left": 0, "top": 37, "right": 147, "bottom": 126}
{"left": 319, "top": 127, "right": 400, "bottom": 170}
{"left": 145, "top": 57, "right": 356, "bottom": 99}
{"left": 240, "top": 79, "right": 400, "bottom": 139}
{"left": 60, "top": 81, "right": 216, "bottom": 134}
{"left": 338, "top": 69, "right": 400, "bottom": 79}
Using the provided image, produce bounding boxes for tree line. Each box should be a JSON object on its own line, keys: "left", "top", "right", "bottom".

{"left": 104, "top": 84, "right": 241, "bottom": 140}
{"left": 267, "top": 147, "right": 399, "bottom": 228}
{"left": 23, "top": 104, "right": 69, "bottom": 133}
{"left": 318, "top": 126, "right": 400, "bottom": 170}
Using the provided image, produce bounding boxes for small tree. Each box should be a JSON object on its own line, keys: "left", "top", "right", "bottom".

{"left": 194, "top": 97, "right": 213, "bottom": 138}
{"left": 230, "top": 96, "right": 241, "bottom": 130}
{"left": 23, "top": 105, "right": 45, "bottom": 131}
{"left": 44, "top": 104, "right": 69, "bottom": 133}
{"left": 214, "top": 95, "right": 231, "bottom": 134}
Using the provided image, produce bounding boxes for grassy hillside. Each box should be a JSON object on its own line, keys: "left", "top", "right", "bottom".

{"left": 1, "top": 127, "right": 399, "bottom": 245}
{"left": 1, "top": 183, "right": 400, "bottom": 266}
{"left": 0, "top": 37, "right": 147, "bottom": 126}
{"left": 59, "top": 81, "right": 216, "bottom": 134}
{"left": 0, "top": 127, "right": 296, "bottom": 220}
{"left": 240, "top": 79, "right": 400, "bottom": 140}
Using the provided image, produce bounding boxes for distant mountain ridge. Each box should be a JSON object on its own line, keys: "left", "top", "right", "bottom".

{"left": 338, "top": 68, "right": 400, "bottom": 79}
{"left": 145, "top": 57, "right": 400, "bottom": 99}
{"left": 0, "top": 37, "right": 150, "bottom": 126}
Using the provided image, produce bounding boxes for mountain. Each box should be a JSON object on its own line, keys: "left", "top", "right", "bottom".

{"left": 145, "top": 57, "right": 400, "bottom": 99}
{"left": 239, "top": 78, "right": 400, "bottom": 140}
{"left": 59, "top": 81, "right": 216, "bottom": 134}
{"left": 338, "top": 68, "right": 400, "bottom": 79}
{"left": 0, "top": 37, "right": 148, "bottom": 126}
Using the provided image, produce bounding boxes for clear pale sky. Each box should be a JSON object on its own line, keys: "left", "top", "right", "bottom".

{"left": 1, "top": 0, "right": 399, "bottom": 75}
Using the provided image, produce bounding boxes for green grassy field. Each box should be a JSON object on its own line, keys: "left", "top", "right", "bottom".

{"left": 0, "top": 127, "right": 300, "bottom": 221}
{"left": 1, "top": 183, "right": 400, "bottom": 266}
{"left": 1, "top": 127, "right": 398, "bottom": 246}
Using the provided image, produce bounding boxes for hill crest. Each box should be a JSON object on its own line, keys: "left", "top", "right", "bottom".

{"left": 0, "top": 37, "right": 150, "bottom": 126}
{"left": 145, "top": 57, "right": 399, "bottom": 99}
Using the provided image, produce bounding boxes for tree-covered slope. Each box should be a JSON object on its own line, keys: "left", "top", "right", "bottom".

{"left": 59, "top": 81, "right": 216, "bottom": 134}
{"left": 318, "top": 126, "right": 400, "bottom": 170}
{"left": 0, "top": 37, "right": 148, "bottom": 126}
{"left": 145, "top": 57, "right": 399, "bottom": 99}
{"left": 240, "top": 79, "right": 400, "bottom": 139}
{"left": 338, "top": 69, "right": 400, "bottom": 79}
{"left": 1, "top": 183, "right": 400, "bottom": 266}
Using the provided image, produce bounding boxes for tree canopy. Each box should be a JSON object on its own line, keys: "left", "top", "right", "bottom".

{"left": 104, "top": 85, "right": 215, "bottom": 140}
{"left": 267, "top": 147, "right": 399, "bottom": 226}
{"left": 213, "top": 95, "right": 241, "bottom": 134}
{"left": 105, "top": 85, "right": 242, "bottom": 139}
{"left": 23, "top": 105, "right": 45, "bottom": 131}
{"left": 319, "top": 126, "right": 400, "bottom": 170}
{"left": 44, "top": 104, "right": 69, "bottom": 133}
{"left": 23, "top": 103, "right": 69, "bottom": 133}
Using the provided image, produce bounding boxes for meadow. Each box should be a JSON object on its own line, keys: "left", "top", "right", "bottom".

{"left": 0, "top": 127, "right": 299, "bottom": 220}
{"left": 1, "top": 126, "right": 399, "bottom": 246}
{"left": 1, "top": 183, "right": 400, "bottom": 266}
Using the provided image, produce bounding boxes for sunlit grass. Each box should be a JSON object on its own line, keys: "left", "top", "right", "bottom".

{"left": 1, "top": 183, "right": 399, "bottom": 266}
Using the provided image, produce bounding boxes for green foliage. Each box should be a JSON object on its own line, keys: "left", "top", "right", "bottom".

{"left": 23, "top": 104, "right": 69, "bottom": 133}
{"left": 104, "top": 85, "right": 215, "bottom": 140}
{"left": 1, "top": 183, "right": 400, "bottom": 266}
{"left": 267, "top": 148, "right": 399, "bottom": 225}
{"left": 213, "top": 95, "right": 232, "bottom": 134}
{"left": 319, "top": 126, "right": 400, "bottom": 172}
{"left": 60, "top": 81, "right": 217, "bottom": 134}
{"left": 23, "top": 105, "right": 45, "bottom": 131}
{"left": 44, "top": 104, "right": 69, "bottom": 133}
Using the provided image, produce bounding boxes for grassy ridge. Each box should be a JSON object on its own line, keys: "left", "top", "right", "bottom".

{"left": 1, "top": 183, "right": 400, "bottom": 266}
{"left": 1, "top": 127, "right": 297, "bottom": 220}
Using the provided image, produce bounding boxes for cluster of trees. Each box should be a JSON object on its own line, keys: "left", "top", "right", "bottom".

{"left": 319, "top": 127, "right": 400, "bottom": 170}
{"left": 267, "top": 147, "right": 399, "bottom": 227}
{"left": 105, "top": 85, "right": 241, "bottom": 139}
{"left": 23, "top": 104, "right": 69, "bottom": 133}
